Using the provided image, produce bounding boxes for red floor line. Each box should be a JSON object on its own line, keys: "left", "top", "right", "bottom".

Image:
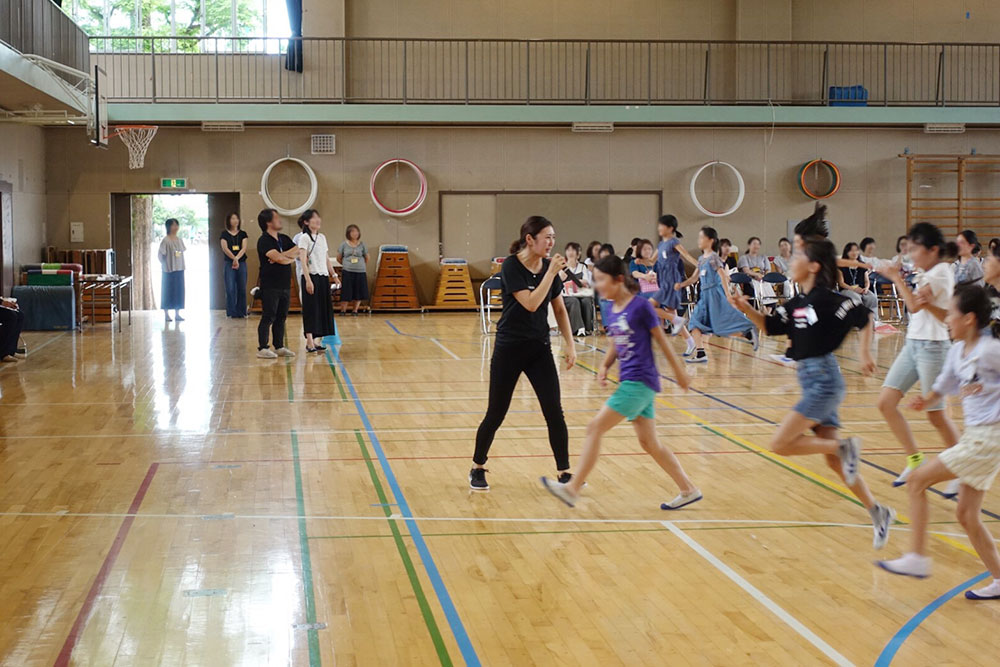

{"left": 54, "top": 463, "right": 159, "bottom": 667}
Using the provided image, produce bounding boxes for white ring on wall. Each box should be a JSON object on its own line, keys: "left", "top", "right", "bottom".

{"left": 370, "top": 158, "right": 428, "bottom": 217}
{"left": 260, "top": 157, "right": 318, "bottom": 217}
{"left": 689, "top": 161, "right": 746, "bottom": 218}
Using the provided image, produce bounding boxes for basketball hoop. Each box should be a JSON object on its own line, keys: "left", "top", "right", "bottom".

{"left": 112, "top": 125, "right": 158, "bottom": 169}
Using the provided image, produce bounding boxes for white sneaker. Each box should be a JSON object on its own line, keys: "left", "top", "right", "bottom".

{"left": 877, "top": 552, "right": 932, "bottom": 579}
{"left": 671, "top": 316, "right": 687, "bottom": 336}
{"left": 257, "top": 348, "right": 278, "bottom": 359}
{"left": 871, "top": 504, "right": 896, "bottom": 550}
{"left": 540, "top": 476, "right": 578, "bottom": 508}
{"left": 275, "top": 347, "right": 296, "bottom": 357}
{"left": 941, "top": 478, "right": 961, "bottom": 499}
{"left": 660, "top": 489, "right": 703, "bottom": 510}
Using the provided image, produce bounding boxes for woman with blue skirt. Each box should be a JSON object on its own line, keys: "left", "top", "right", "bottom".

{"left": 158, "top": 217, "right": 186, "bottom": 322}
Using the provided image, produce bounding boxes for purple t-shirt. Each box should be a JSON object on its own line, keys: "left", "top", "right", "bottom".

{"left": 605, "top": 296, "right": 661, "bottom": 392}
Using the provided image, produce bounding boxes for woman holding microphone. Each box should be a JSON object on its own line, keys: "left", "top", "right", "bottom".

{"left": 470, "top": 216, "right": 577, "bottom": 491}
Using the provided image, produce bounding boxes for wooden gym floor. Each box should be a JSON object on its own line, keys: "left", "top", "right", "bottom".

{"left": 2, "top": 311, "right": 999, "bottom": 666}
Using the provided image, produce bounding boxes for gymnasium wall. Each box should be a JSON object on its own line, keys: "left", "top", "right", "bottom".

{"left": 0, "top": 124, "right": 47, "bottom": 278}
{"left": 42, "top": 125, "right": 1000, "bottom": 304}
{"left": 344, "top": 0, "right": 1000, "bottom": 42}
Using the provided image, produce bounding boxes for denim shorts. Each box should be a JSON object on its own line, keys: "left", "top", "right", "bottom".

{"left": 883, "top": 338, "right": 951, "bottom": 411}
{"left": 794, "top": 354, "right": 846, "bottom": 429}
{"left": 607, "top": 381, "right": 656, "bottom": 421}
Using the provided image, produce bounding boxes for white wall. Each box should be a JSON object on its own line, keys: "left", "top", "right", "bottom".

{"left": 0, "top": 124, "right": 47, "bottom": 275}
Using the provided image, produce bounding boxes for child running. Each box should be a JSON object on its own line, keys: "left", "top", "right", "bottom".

{"left": 876, "top": 223, "right": 961, "bottom": 492}
{"left": 729, "top": 237, "right": 897, "bottom": 549}
{"left": 877, "top": 286, "right": 1000, "bottom": 594}
{"left": 649, "top": 215, "right": 698, "bottom": 356}
{"left": 675, "top": 226, "right": 759, "bottom": 364}
{"left": 540, "top": 255, "right": 702, "bottom": 510}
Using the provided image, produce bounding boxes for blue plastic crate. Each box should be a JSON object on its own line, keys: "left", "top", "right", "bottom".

{"left": 829, "top": 85, "right": 868, "bottom": 106}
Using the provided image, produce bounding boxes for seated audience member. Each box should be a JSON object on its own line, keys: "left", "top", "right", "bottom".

{"left": 839, "top": 242, "right": 879, "bottom": 318}
{"left": 773, "top": 237, "right": 792, "bottom": 275}
{"left": 561, "top": 242, "right": 595, "bottom": 335}
{"left": 629, "top": 238, "right": 659, "bottom": 294}
{"left": 585, "top": 240, "right": 602, "bottom": 268}
{"left": 954, "top": 230, "right": 985, "bottom": 287}
{"left": 0, "top": 296, "right": 24, "bottom": 362}
{"left": 859, "top": 237, "right": 878, "bottom": 267}
{"left": 599, "top": 243, "right": 615, "bottom": 260}
{"left": 718, "top": 238, "right": 737, "bottom": 271}
{"left": 737, "top": 236, "right": 778, "bottom": 306}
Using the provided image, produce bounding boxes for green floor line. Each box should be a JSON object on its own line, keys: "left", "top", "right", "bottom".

{"left": 291, "top": 430, "right": 323, "bottom": 667}
{"left": 574, "top": 362, "right": 865, "bottom": 509}
{"left": 286, "top": 363, "right": 295, "bottom": 403}
{"left": 352, "top": 430, "right": 453, "bottom": 666}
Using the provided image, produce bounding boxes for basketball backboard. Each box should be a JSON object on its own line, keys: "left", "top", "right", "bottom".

{"left": 91, "top": 65, "right": 108, "bottom": 148}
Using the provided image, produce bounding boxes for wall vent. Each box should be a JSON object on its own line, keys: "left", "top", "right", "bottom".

{"left": 201, "top": 121, "right": 244, "bottom": 132}
{"left": 923, "top": 123, "right": 965, "bottom": 134}
{"left": 311, "top": 134, "right": 337, "bottom": 154}
{"left": 571, "top": 122, "right": 614, "bottom": 133}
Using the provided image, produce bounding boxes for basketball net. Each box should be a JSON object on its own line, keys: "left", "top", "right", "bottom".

{"left": 114, "top": 125, "right": 158, "bottom": 169}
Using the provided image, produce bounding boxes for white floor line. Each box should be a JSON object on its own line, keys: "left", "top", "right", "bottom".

{"left": 430, "top": 337, "right": 461, "bottom": 360}
{"left": 0, "top": 420, "right": 922, "bottom": 440}
{"left": 661, "top": 521, "right": 855, "bottom": 667}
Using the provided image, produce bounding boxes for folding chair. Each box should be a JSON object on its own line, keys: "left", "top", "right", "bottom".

{"left": 763, "top": 272, "right": 791, "bottom": 304}
{"left": 872, "top": 273, "right": 905, "bottom": 324}
{"left": 479, "top": 274, "right": 503, "bottom": 334}
{"left": 728, "top": 272, "right": 758, "bottom": 309}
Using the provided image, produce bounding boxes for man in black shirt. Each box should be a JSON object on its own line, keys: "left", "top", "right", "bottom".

{"left": 256, "top": 208, "right": 299, "bottom": 359}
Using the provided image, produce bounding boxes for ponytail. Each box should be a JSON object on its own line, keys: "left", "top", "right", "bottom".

{"left": 510, "top": 215, "right": 553, "bottom": 254}
{"left": 701, "top": 225, "right": 720, "bottom": 253}
{"left": 594, "top": 254, "right": 638, "bottom": 293}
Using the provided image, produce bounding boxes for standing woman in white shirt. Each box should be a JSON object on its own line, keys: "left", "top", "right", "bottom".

{"left": 296, "top": 209, "right": 338, "bottom": 353}
{"left": 877, "top": 223, "right": 961, "bottom": 489}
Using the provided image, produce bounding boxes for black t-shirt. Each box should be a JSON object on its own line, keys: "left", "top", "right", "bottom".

{"left": 764, "top": 287, "right": 870, "bottom": 360}
{"left": 839, "top": 265, "right": 865, "bottom": 288}
{"left": 221, "top": 230, "right": 249, "bottom": 262}
{"left": 495, "top": 254, "right": 563, "bottom": 345}
{"left": 257, "top": 232, "right": 294, "bottom": 290}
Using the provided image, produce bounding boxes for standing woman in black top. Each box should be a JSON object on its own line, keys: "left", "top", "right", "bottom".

{"left": 470, "top": 216, "right": 577, "bottom": 491}
{"left": 220, "top": 212, "right": 249, "bottom": 318}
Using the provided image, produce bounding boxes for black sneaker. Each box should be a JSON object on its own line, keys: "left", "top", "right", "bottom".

{"left": 557, "top": 472, "right": 573, "bottom": 484}
{"left": 686, "top": 349, "right": 708, "bottom": 364}
{"left": 469, "top": 467, "right": 489, "bottom": 491}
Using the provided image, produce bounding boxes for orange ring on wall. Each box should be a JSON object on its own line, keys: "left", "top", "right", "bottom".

{"left": 798, "top": 159, "right": 841, "bottom": 199}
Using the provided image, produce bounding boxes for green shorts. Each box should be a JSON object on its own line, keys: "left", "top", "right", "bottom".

{"left": 607, "top": 380, "right": 656, "bottom": 421}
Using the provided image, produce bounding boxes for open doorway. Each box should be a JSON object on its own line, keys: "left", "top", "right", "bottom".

{"left": 134, "top": 194, "right": 209, "bottom": 313}
{"left": 111, "top": 192, "right": 240, "bottom": 314}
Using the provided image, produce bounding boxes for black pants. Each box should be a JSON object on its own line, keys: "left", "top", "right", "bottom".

{"left": 258, "top": 288, "right": 290, "bottom": 350}
{"left": 0, "top": 306, "right": 23, "bottom": 358}
{"left": 473, "top": 340, "right": 570, "bottom": 470}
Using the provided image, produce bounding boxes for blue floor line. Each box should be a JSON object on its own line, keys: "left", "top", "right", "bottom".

{"left": 328, "top": 347, "right": 481, "bottom": 666}
{"left": 874, "top": 571, "right": 990, "bottom": 666}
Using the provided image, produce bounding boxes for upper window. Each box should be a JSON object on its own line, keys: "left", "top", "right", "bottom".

{"left": 62, "top": 0, "right": 291, "bottom": 52}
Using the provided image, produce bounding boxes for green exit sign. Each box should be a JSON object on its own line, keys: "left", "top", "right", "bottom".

{"left": 160, "top": 178, "right": 187, "bottom": 189}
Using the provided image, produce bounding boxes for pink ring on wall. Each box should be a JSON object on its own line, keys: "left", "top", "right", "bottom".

{"left": 370, "top": 158, "right": 428, "bottom": 217}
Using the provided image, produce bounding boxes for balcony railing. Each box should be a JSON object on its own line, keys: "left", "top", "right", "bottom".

{"left": 89, "top": 36, "right": 1000, "bottom": 107}
{"left": 0, "top": 0, "right": 90, "bottom": 78}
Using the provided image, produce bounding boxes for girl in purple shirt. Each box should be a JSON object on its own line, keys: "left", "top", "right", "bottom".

{"left": 541, "top": 255, "right": 702, "bottom": 511}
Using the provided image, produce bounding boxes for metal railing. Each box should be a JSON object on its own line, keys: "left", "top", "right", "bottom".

{"left": 0, "top": 0, "right": 90, "bottom": 78}
{"left": 89, "top": 36, "right": 1000, "bottom": 106}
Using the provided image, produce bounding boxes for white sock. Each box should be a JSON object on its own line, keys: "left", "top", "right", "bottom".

{"left": 971, "top": 579, "right": 1000, "bottom": 598}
